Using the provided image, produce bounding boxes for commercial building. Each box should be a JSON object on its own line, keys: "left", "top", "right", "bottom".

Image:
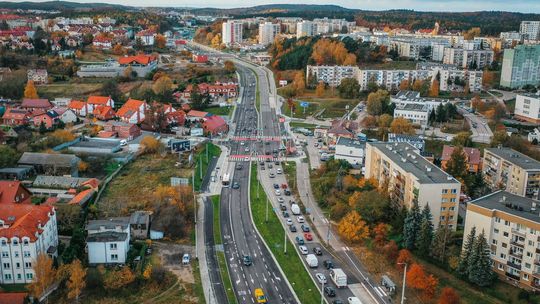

{"left": 520, "top": 21, "right": 540, "bottom": 41}
{"left": 334, "top": 137, "right": 365, "bottom": 168}
{"left": 258, "top": 22, "right": 280, "bottom": 45}
{"left": 393, "top": 103, "right": 430, "bottom": 128}
{"left": 77, "top": 55, "right": 158, "bottom": 78}
{"left": 365, "top": 142, "right": 461, "bottom": 229}
{"left": 463, "top": 191, "right": 540, "bottom": 290}
{"left": 0, "top": 203, "right": 58, "bottom": 284}
{"left": 500, "top": 45, "right": 540, "bottom": 89}
{"left": 222, "top": 20, "right": 243, "bottom": 46}
{"left": 391, "top": 90, "right": 449, "bottom": 112}
{"left": 515, "top": 93, "right": 540, "bottom": 123}
{"left": 482, "top": 147, "right": 540, "bottom": 200}
{"left": 18, "top": 152, "right": 81, "bottom": 177}
{"left": 296, "top": 21, "right": 315, "bottom": 39}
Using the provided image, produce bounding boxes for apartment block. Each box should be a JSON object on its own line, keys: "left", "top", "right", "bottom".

{"left": 222, "top": 20, "right": 243, "bottom": 46}
{"left": 365, "top": 142, "right": 461, "bottom": 229}
{"left": 296, "top": 21, "right": 315, "bottom": 39}
{"left": 520, "top": 21, "right": 540, "bottom": 41}
{"left": 442, "top": 47, "right": 494, "bottom": 69}
{"left": 258, "top": 22, "right": 280, "bottom": 45}
{"left": 482, "top": 147, "right": 540, "bottom": 200}
{"left": 306, "top": 65, "right": 358, "bottom": 87}
{"left": 463, "top": 191, "right": 540, "bottom": 291}
{"left": 515, "top": 93, "right": 540, "bottom": 124}
{"left": 500, "top": 45, "right": 540, "bottom": 89}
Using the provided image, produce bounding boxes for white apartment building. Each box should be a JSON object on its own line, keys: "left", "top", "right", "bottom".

{"left": 365, "top": 142, "right": 461, "bottom": 229}
{"left": 515, "top": 93, "right": 540, "bottom": 123}
{"left": 306, "top": 65, "right": 358, "bottom": 87}
{"left": 357, "top": 69, "right": 432, "bottom": 91}
{"left": 501, "top": 31, "right": 523, "bottom": 41}
{"left": 312, "top": 18, "right": 355, "bottom": 34}
{"left": 222, "top": 20, "right": 243, "bottom": 46}
{"left": 0, "top": 204, "right": 58, "bottom": 284}
{"left": 443, "top": 47, "right": 494, "bottom": 69}
{"left": 463, "top": 191, "right": 540, "bottom": 291}
{"left": 520, "top": 21, "right": 540, "bottom": 41}
{"left": 296, "top": 21, "right": 315, "bottom": 39}
{"left": 334, "top": 137, "right": 365, "bottom": 168}
{"left": 258, "top": 22, "right": 280, "bottom": 45}
{"left": 393, "top": 103, "right": 430, "bottom": 128}
{"left": 86, "top": 217, "right": 130, "bottom": 265}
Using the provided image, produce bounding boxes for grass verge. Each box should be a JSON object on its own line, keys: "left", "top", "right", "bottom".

{"left": 194, "top": 143, "right": 221, "bottom": 191}
{"left": 250, "top": 164, "right": 320, "bottom": 303}
{"left": 289, "top": 121, "right": 325, "bottom": 130}
{"left": 211, "top": 195, "right": 237, "bottom": 304}
{"left": 204, "top": 106, "right": 233, "bottom": 117}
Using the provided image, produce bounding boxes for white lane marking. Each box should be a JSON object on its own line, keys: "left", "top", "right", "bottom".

{"left": 236, "top": 279, "right": 240, "bottom": 285}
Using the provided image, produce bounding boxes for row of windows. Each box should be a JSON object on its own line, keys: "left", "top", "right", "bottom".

{"left": 2, "top": 262, "right": 32, "bottom": 269}
{"left": 442, "top": 189, "right": 458, "bottom": 194}
{"left": 1, "top": 251, "right": 31, "bottom": 258}
{"left": 4, "top": 273, "right": 33, "bottom": 281}
{"left": 1, "top": 239, "right": 31, "bottom": 246}
{"left": 440, "top": 206, "right": 456, "bottom": 211}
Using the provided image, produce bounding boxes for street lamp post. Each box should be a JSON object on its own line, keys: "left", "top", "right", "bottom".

{"left": 320, "top": 277, "right": 324, "bottom": 304}
{"left": 283, "top": 230, "right": 287, "bottom": 254}
{"left": 397, "top": 263, "right": 408, "bottom": 304}
{"left": 265, "top": 196, "right": 269, "bottom": 223}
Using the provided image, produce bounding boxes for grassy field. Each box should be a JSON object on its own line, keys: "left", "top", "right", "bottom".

{"left": 194, "top": 143, "right": 221, "bottom": 191}
{"left": 37, "top": 82, "right": 102, "bottom": 99}
{"left": 282, "top": 98, "right": 358, "bottom": 119}
{"left": 289, "top": 121, "right": 327, "bottom": 130}
{"left": 250, "top": 164, "right": 320, "bottom": 304}
{"left": 211, "top": 195, "right": 237, "bottom": 304}
{"left": 204, "top": 106, "right": 233, "bottom": 117}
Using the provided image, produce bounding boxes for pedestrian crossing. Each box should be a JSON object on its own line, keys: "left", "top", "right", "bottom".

{"left": 231, "top": 136, "right": 290, "bottom": 141}
{"left": 228, "top": 154, "right": 281, "bottom": 162}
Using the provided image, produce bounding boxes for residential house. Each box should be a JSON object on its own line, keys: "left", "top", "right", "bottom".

{"left": 92, "top": 37, "right": 112, "bottom": 49}
{"left": 327, "top": 120, "right": 354, "bottom": 143}
{"left": 32, "top": 110, "right": 59, "bottom": 129}
{"left": 514, "top": 93, "right": 540, "bottom": 124}
{"left": 1, "top": 108, "right": 30, "bottom": 126}
{"left": 51, "top": 98, "right": 71, "bottom": 107}
{"left": 93, "top": 105, "right": 115, "bottom": 121}
{"left": 463, "top": 191, "right": 540, "bottom": 291}
{"left": 129, "top": 211, "right": 151, "bottom": 240}
{"left": 441, "top": 145, "right": 482, "bottom": 173}
{"left": 167, "top": 110, "right": 186, "bottom": 126}
{"left": 68, "top": 100, "right": 88, "bottom": 116}
{"left": 52, "top": 107, "right": 77, "bottom": 124}
{"left": 186, "top": 110, "right": 209, "bottom": 122}
{"left": 0, "top": 203, "right": 58, "bottom": 284}
{"left": 86, "top": 217, "right": 130, "bottom": 265}
{"left": 482, "top": 147, "right": 540, "bottom": 200}
{"left": 116, "top": 98, "right": 147, "bottom": 124}
{"left": 192, "top": 54, "right": 208, "bottom": 63}
{"left": 26, "top": 69, "right": 48, "bottom": 85}
{"left": 135, "top": 29, "right": 156, "bottom": 45}
{"left": 20, "top": 99, "right": 52, "bottom": 112}
{"left": 202, "top": 115, "right": 228, "bottom": 135}
{"left": 100, "top": 121, "right": 141, "bottom": 140}
{"left": 179, "top": 83, "right": 238, "bottom": 100}
{"left": 87, "top": 95, "right": 115, "bottom": 112}
{"left": 0, "top": 181, "right": 32, "bottom": 205}
{"left": 18, "top": 152, "right": 81, "bottom": 177}
{"left": 528, "top": 128, "right": 540, "bottom": 143}
{"left": 334, "top": 137, "right": 365, "bottom": 168}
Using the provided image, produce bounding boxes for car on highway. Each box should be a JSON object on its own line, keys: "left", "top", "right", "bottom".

{"left": 284, "top": 189, "right": 291, "bottom": 196}
{"left": 323, "top": 259, "right": 334, "bottom": 269}
{"left": 275, "top": 189, "right": 281, "bottom": 196}
{"left": 268, "top": 163, "right": 273, "bottom": 169}
{"left": 280, "top": 204, "right": 287, "bottom": 211}
{"left": 332, "top": 300, "right": 344, "bottom": 304}
{"left": 324, "top": 286, "right": 336, "bottom": 297}
{"left": 290, "top": 225, "right": 297, "bottom": 232}
{"left": 282, "top": 211, "right": 289, "bottom": 218}
{"left": 243, "top": 255, "right": 252, "bottom": 266}
{"left": 232, "top": 182, "right": 240, "bottom": 189}
{"left": 254, "top": 288, "right": 267, "bottom": 303}
{"left": 240, "top": 142, "right": 245, "bottom": 146}
{"left": 273, "top": 184, "right": 280, "bottom": 189}
{"left": 297, "top": 216, "right": 305, "bottom": 223}
{"left": 286, "top": 219, "right": 293, "bottom": 226}
{"left": 277, "top": 168, "right": 282, "bottom": 174}
{"left": 301, "top": 224, "right": 310, "bottom": 232}
{"left": 236, "top": 163, "right": 243, "bottom": 170}
{"left": 316, "top": 273, "right": 327, "bottom": 284}
{"left": 313, "top": 247, "right": 323, "bottom": 255}
{"left": 299, "top": 245, "right": 309, "bottom": 255}
{"left": 244, "top": 147, "right": 250, "bottom": 152}
{"left": 277, "top": 197, "right": 284, "bottom": 203}
{"left": 304, "top": 233, "right": 312, "bottom": 241}
{"left": 281, "top": 183, "right": 288, "bottom": 189}
{"left": 295, "top": 236, "right": 304, "bottom": 245}
{"left": 269, "top": 172, "right": 275, "bottom": 178}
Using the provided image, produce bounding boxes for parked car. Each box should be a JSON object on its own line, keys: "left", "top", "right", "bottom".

{"left": 299, "top": 245, "right": 309, "bottom": 255}
{"left": 269, "top": 172, "right": 275, "bottom": 178}
{"left": 313, "top": 247, "right": 323, "bottom": 256}
{"left": 284, "top": 189, "right": 291, "bottom": 196}
{"left": 323, "top": 259, "right": 334, "bottom": 269}
{"left": 277, "top": 168, "right": 282, "bottom": 174}
{"left": 297, "top": 216, "right": 305, "bottom": 223}
{"left": 232, "top": 182, "right": 240, "bottom": 189}
{"left": 182, "top": 254, "right": 190, "bottom": 265}
{"left": 316, "top": 273, "right": 327, "bottom": 284}
{"left": 286, "top": 219, "right": 293, "bottom": 225}
{"left": 273, "top": 183, "right": 280, "bottom": 189}
{"left": 275, "top": 189, "right": 281, "bottom": 196}
{"left": 280, "top": 204, "right": 287, "bottom": 211}
{"left": 282, "top": 211, "right": 290, "bottom": 218}
{"left": 277, "top": 197, "right": 284, "bottom": 203}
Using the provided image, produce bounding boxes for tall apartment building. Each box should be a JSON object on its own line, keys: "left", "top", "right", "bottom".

{"left": 365, "top": 142, "right": 461, "bottom": 229}
{"left": 520, "top": 21, "right": 540, "bottom": 41}
{"left": 500, "top": 45, "right": 540, "bottom": 89}
{"left": 442, "top": 47, "right": 494, "bottom": 69}
{"left": 296, "top": 21, "right": 315, "bottom": 39}
{"left": 515, "top": 93, "right": 540, "bottom": 124}
{"left": 221, "top": 20, "right": 243, "bottom": 46}
{"left": 306, "top": 65, "right": 358, "bottom": 87}
{"left": 463, "top": 191, "right": 540, "bottom": 291}
{"left": 0, "top": 204, "right": 58, "bottom": 284}
{"left": 258, "top": 22, "right": 280, "bottom": 45}
{"left": 482, "top": 147, "right": 540, "bottom": 200}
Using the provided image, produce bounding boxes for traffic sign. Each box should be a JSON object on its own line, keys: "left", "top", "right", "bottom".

{"left": 300, "top": 101, "right": 309, "bottom": 108}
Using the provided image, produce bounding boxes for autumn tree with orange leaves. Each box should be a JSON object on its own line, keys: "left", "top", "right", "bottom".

{"left": 337, "top": 210, "right": 370, "bottom": 244}
{"left": 66, "top": 259, "right": 86, "bottom": 303}
{"left": 27, "top": 253, "right": 56, "bottom": 298}
{"left": 429, "top": 79, "right": 440, "bottom": 97}
{"left": 154, "top": 34, "right": 166, "bottom": 49}
{"left": 311, "top": 39, "right": 357, "bottom": 65}
{"left": 438, "top": 287, "right": 461, "bottom": 304}
{"left": 406, "top": 263, "right": 439, "bottom": 301}
{"left": 373, "top": 223, "right": 390, "bottom": 248}
{"left": 396, "top": 249, "right": 414, "bottom": 270}
{"left": 24, "top": 80, "right": 39, "bottom": 99}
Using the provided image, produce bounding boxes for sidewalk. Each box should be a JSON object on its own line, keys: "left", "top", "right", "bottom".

{"left": 195, "top": 196, "right": 217, "bottom": 304}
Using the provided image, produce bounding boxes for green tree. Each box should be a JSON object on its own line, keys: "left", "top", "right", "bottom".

{"left": 457, "top": 226, "right": 476, "bottom": 278}
{"left": 415, "top": 205, "right": 434, "bottom": 257}
{"left": 101, "top": 79, "right": 125, "bottom": 104}
{"left": 403, "top": 199, "right": 422, "bottom": 250}
{"left": 490, "top": 130, "right": 509, "bottom": 147}
{"left": 348, "top": 190, "right": 390, "bottom": 225}
{"left": 445, "top": 146, "right": 468, "bottom": 180}
{"left": 431, "top": 220, "right": 452, "bottom": 263}
{"left": 0, "top": 146, "right": 19, "bottom": 168}
{"left": 467, "top": 230, "right": 495, "bottom": 287}
{"left": 367, "top": 89, "right": 389, "bottom": 116}
{"left": 337, "top": 78, "right": 360, "bottom": 99}
{"left": 451, "top": 131, "right": 473, "bottom": 147}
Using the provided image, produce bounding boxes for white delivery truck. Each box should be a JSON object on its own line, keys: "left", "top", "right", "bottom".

{"left": 291, "top": 204, "right": 301, "bottom": 215}
{"left": 305, "top": 254, "right": 318, "bottom": 268}
{"left": 329, "top": 268, "right": 347, "bottom": 288}
{"left": 348, "top": 297, "right": 363, "bottom": 304}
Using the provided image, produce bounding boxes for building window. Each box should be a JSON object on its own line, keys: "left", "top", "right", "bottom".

{"left": 498, "top": 263, "right": 504, "bottom": 270}
{"left": 492, "top": 239, "right": 498, "bottom": 245}
{"left": 502, "top": 243, "right": 507, "bottom": 248}
{"left": 12, "top": 240, "right": 18, "bottom": 245}
{"left": 494, "top": 229, "right": 499, "bottom": 234}
{"left": 450, "top": 198, "right": 457, "bottom": 203}
{"left": 442, "top": 189, "right": 448, "bottom": 194}
{"left": 3, "top": 263, "right": 10, "bottom": 269}
{"left": 0, "top": 240, "right": 5, "bottom": 246}
{"left": 1, "top": 252, "right": 7, "bottom": 258}
{"left": 26, "top": 273, "right": 33, "bottom": 280}
{"left": 451, "top": 189, "right": 457, "bottom": 194}
{"left": 500, "top": 253, "right": 507, "bottom": 259}
{"left": 25, "top": 262, "right": 31, "bottom": 269}
{"left": 111, "top": 254, "right": 118, "bottom": 261}
{"left": 23, "top": 240, "right": 29, "bottom": 245}
{"left": 4, "top": 274, "right": 11, "bottom": 280}
{"left": 110, "top": 243, "right": 117, "bottom": 250}
{"left": 524, "top": 274, "right": 529, "bottom": 281}
{"left": 529, "top": 241, "right": 535, "bottom": 246}
{"left": 16, "top": 263, "right": 20, "bottom": 269}
{"left": 505, "top": 221, "right": 510, "bottom": 226}
{"left": 526, "top": 263, "right": 532, "bottom": 269}
{"left": 495, "top": 217, "right": 501, "bottom": 223}
{"left": 503, "top": 232, "right": 509, "bottom": 237}
{"left": 527, "top": 252, "right": 533, "bottom": 257}
{"left": 14, "top": 252, "right": 18, "bottom": 258}
{"left": 17, "top": 274, "right": 21, "bottom": 280}
{"left": 23, "top": 251, "right": 30, "bottom": 258}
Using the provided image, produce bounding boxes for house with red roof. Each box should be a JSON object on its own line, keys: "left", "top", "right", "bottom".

{"left": 93, "top": 105, "right": 116, "bottom": 121}
{"left": 0, "top": 292, "right": 28, "bottom": 304}
{"left": 0, "top": 203, "right": 58, "bottom": 284}
{"left": 118, "top": 54, "right": 157, "bottom": 66}
{"left": 186, "top": 110, "right": 209, "bottom": 122}
{"left": 167, "top": 110, "right": 186, "bottom": 126}
{"left": 135, "top": 29, "right": 157, "bottom": 45}
{"left": 1, "top": 107, "right": 30, "bottom": 126}
{"left": 441, "top": 145, "right": 482, "bottom": 173}
{"left": 116, "top": 98, "right": 147, "bottom": 124}
{"left": 202, "top": 115, "right": 228, "bottom": 135}
{"left": 92, "top": 36, "right": 112, "bottom": 49}
{"left": 32, "top": 110, "right": 59, "bottom": 129}
{"left": 20, "top": 98, "right": 52, "bottom": 112}
{"left": 68, "top": 100, "right": 88, "bottom": 116}
{"left": 179, "top": 82, "right": 238, "bottom": 101}
{"left": 101, "top": 121, "right": 141, "bottom": 140}
{"left": 0, "top": 181, "right": 32, "bottom": 205}
{"left": 87, "top": 95, "right": 114, "bottom": 109}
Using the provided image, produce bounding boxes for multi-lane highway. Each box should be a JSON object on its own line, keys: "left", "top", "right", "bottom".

{"left": 219, "top": 63, "right": 297, "bottom": 304}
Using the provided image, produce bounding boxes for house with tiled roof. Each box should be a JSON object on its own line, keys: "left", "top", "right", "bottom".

{"left": 32, "top": 110, "right": 59, "bottom": 129}
{"left": 68, "top": 100, "right": 88, "bottom": 116}
{"left": 178, "top": 82, "right": 238, "bottom": 101}
{"left": 441, "top": 145, "right": 482, "bottom": 173}
{"left": 0, "top": 203, "right": 58, "bottom": 284}
{"left": 26, "top": 69, "right": 48, "bottom": 85}
{"left": 0, "top": 292, "right": 27, "bottom": 304}
{"left": 100, "top": 121, "right": 141, "bottom": 140}
{"left": 135, "top": 29, "right": 156, "bottom": 45}
{"left": 93, "top": 105, "right": 115, "bottom": 121}
{"left": 118, "top": 54, "right": 157, "bottom": 66}
{"left": 52, "top": 107, "right": 77, "bottom": 124}
{"left": 202, "top": 115, "right": 228, "bottom": 135}
{"left": 167, "top": 110, "right": 186, "bottom": 126}
{"left": 92, "top": 36, "right": 112, "bottom": 49}
{"left": 116, "top": 98, "right": 147, "bottom": 124}
{"left": 0, "top": 181, "right": 32, "bottom": 205}
{"left": 20, "top": 99, "right": 52, "bottom": 112}
{"left": 1, "top": 107, "right": 30, "bottom": 126}
{"left": 87, "top": 95, "right": 114, "bottom": 109}
{"left": 186, "top": 110, "right": 209, "bottom": 122}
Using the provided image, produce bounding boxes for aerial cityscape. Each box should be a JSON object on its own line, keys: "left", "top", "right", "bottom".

{"left": 0, "top": 1, "right": 540, "bottom": 304}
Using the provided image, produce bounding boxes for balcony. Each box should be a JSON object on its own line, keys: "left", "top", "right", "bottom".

{"left": 507, "top": 260, "right": 522, "bottom": 270}
{"left": 512, "top": 228, "right": 526, "bottom": 237}
{"left": 506, "top": 271, "right": 521, "bottom": 281}
{"left": 510, "top": 250, "right": 523, "bottom": 259}
{"left": 511, "top": 240, "right": 525, "bottom": 248}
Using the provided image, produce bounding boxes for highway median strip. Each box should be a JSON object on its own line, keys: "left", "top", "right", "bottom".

{"left": 249, "top": 164, "right": 320, "bottom": 304}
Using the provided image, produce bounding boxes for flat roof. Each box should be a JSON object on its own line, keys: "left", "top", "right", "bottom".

{"left": 87, "top": 231, "right": 128, "bottom": 242}
{"left": 337, "top": 137, "right": 365, "bottom": 149}
{"left": 397, "top": 103, "right": 429, "bottom": 112}
{"left": 87, "top": 217, "right": 130, "bottom": 230}
{"left": 369, "top": 142, "right": 459, "bottom": 184}
{"left": 486, "top": 147, "right": 540, "bottom": 171}
{"left": 470, "top": 190, "right": 540, "bottom": 224}
{"left": 71, "top": 138, "right": 120, "bottom": 149}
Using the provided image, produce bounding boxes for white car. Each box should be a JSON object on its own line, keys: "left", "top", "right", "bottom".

{"left": 277, "top": 168, "right": 282, "bottom": 174}
{"left": 316, "top": 273, "right": 327, "bottom": 284}
{"left": 240, "top": 142, "right": 245, "bottom": 146}
{"left": 244, "top": 147, "right": 250, "bottom": 152}
{"left": 286, "top": 219, "right": 293, "bottom": 225}
{"left": 277, "top": 197, "right": 284, "bottom": 203}
{"left": 297, "top": 216, "right": 305, "bottom": 223}
{"left": 275, "top": 189, "right": 281, "bottom": 196}
{"left": 269, "top": 173, "right": 275, "bottom": 178}
{"left": 299, "top": 245, "right": 308, "bottom": 255}
{"left": 182, "top": 253, "right": 190, "bottom": 265}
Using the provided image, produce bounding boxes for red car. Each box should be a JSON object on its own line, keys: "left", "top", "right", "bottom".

{"left": 281, "top": 183, "right": 288, "bottom": 189}
{"left": 304, "top": 233, "right": 313, "bottom": 241}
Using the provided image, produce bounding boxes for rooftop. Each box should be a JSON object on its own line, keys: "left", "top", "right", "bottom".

{"left": 336, "top": 136, "right": 365, "bottom": 149}
{"left": 395, "top": 90, "right": 420, "bottom": 100}
{"left": 396, "top": 103, "right": 429, "bottom": 112}
{"left": 18, "top": 152, "right": 80, "bottom": 166}
{"left": 388, "top": 133, "right": 425, "bottom": 143}
{"left": 33, "top": 175, "right": 90, "bottom": 189}
{"left": 369, "top": 142, "right": 458, "bottom": 184}
{"left": 486, "top": 147, "right": 540, "bottom": 171}
{"left": 87, "top": 231, "right": 128, "bottom": 242}
{"left": 470, "top": 190, "right": 540, "bottom": 224}
{"left": 130, "top": 211, "right": 151, "bottom": 225}
{"left": 87, "top": 217, "right": 130, "bottom": 231}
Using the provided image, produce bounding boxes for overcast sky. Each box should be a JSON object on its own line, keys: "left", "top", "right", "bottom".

{"left": 6, "top": 0, "right": 540, "bottom": 13}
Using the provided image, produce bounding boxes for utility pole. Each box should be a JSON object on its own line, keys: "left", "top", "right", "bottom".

{"left": 320, "top": 278, "right": 324, "bottom": 304}
{"left": 199, "top": 155, "right": 203, "bottom": 181}
{"left": 283, "top": 230, "right": 287, "bottom": 254}
{"left": 265, "top": 195, "right": 269, "bottom": 223}
{"left": 398, "top": 263, "right": 407, "bottom": 304}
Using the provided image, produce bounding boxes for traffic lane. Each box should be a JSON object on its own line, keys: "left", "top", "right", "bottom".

{"left": 203, "top": 196, "right": 228, "bottom": 301}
